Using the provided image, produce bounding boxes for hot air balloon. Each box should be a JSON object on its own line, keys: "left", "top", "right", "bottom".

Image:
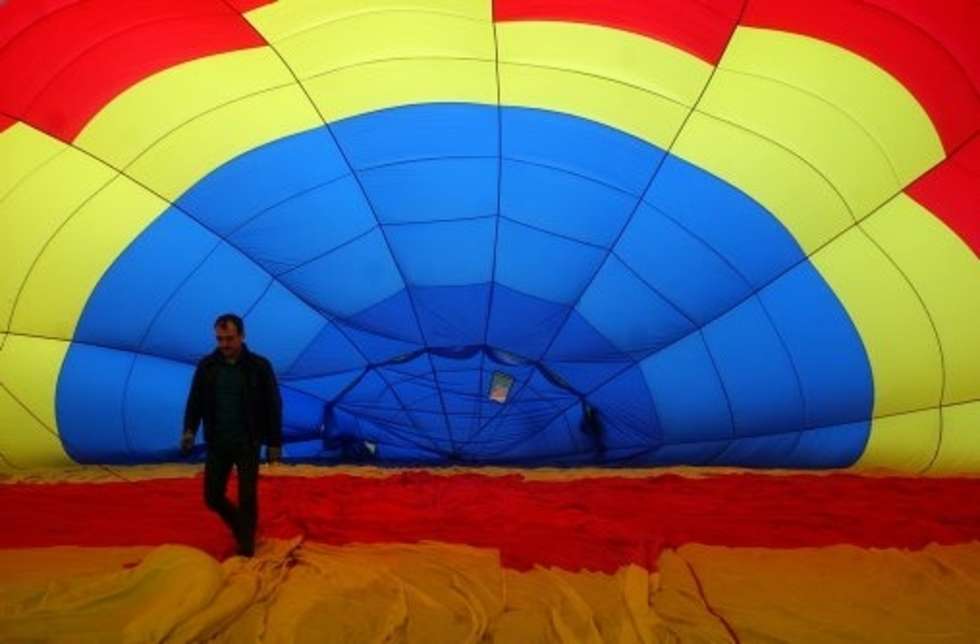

{"left": 1, "top": 0, "right": 979, "bottom": 640}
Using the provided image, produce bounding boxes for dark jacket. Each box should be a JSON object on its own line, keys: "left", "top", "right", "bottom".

{"left": 183, "top": 344, "right": 283, "bottom": 448}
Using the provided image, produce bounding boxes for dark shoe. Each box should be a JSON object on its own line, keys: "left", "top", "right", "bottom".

{"left": 236, "top": 540, "right": 255, "bottom": 557}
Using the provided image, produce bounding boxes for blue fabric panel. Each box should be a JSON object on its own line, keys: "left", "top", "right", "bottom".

{"left": 708, "top": 432, "right": 804, "bottom": 467}
{"left": 374, "top": 408, "right": 454, "bottom": 452}
{"left": 277, "top": 439, "right": 324, "bottom": 460}
{"left": 338, "top": 370, "right": 388, "bottom": 405}
{"left": 282, "top": 321, "right": 367, "bottom": 379}
{"left": 282, "top": 437, "right": 341, "bottom": 463}
{"left": 229, "top": 176, "right": 376, "bottom": 275}
{"left": 616, "top": 203, "right": 751, "bottom": 325}
{"left": 703, "top": 298, "right": 805, "bottom": 437}
{"left": 345, "top": 289, "right": 424, "bottom": 345}
{"left": 432, "top": 357, "right": 483, "bottom": 439}
{"left": 282, "top": 369, "right": 363, "bottom": 401}
{"left": 494, "top": 218, "right": 605, "bottom": 303}
{"left": 333, "top": 103, "right": 497, "bottom": 169}
{"left": 502, "top": 106, "right": 662, "bottom": 194}
{"left": 645, "top": 440, "right": 730, "bottom": 466}
{"left": 386, "top": 218, "right": 495, "bottom": 286}
{"left": 333, "top": 325, "right": 422, "bottom": 366}
{"left": 123, "top": 354, "right": 193, "bottom": 459}
{"left": 485, "top": 285, "right": 570, "bottom": 357}
{"left": 141, "top": 241, "right": 270, "bottom": 362}
{"left": 412, "top": 284, "right": 490, "bottom": 347}
{"left": 74, "top": 210, "right": 215, "bottom": 351}
{"left": 785, "top": 421, "right": 869, "bottom": 468}
{"left": 587, "top": 366, "right": 660, "bottom": 444}
{"left": 644, "top": 155, "right": 803, "bottom": 288}
{"left": 640, "top": 333, "right": 733, "bottom": 444}
{"left": 177, "top": 127, "right": 348, "bottom": 235}
{"left": 759, "top": 264, "right": 874, "bottom": 429}
{"left": 372, "top": 441, "right": 445, "bottom": 464}
{"left": 545, "top": 311, "right": 633, "bottom": 392}
{"left": 280, "top": 228, "right": 404, "bottom": 316}
{"left": 57, "top": 344, "right": 133, "bottom": 463}
{"left": 576, "top": 256, "right": 694, "bottom": 354}
{"left": 501, "top": 159, "right": 634, "bottom": 246}
{"left": 242, "top": 282, "right": 325, "bottom": 373}
{"left": 485, "top": 408, "right": 581, "bottom": 463}
{"left": 385, "top": 377, "right": 442, "bottom": 414}
{"left": 279, "top": 387, "right": 328, "bottom": 436}
{"left": 360, "top": 158, "right": 497, "bottom": 224}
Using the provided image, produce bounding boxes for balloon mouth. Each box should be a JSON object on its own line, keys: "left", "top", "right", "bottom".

{"left": 326, "top": 343, "right": 586, "bottom": 411}
{"left": 320, "top": 344, "right": 600, "bottom": 462}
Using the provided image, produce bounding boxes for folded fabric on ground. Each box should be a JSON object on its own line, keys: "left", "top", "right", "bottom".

{"left": 3, "top": 539, "right": 980, "bottom": 643}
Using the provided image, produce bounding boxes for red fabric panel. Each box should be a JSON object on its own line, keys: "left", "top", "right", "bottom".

{"left": 493, "top": 0, "right": 744, "bottom": 64}
{"left": 0, "top": 0, "right": 267, "bottom": 142}
{"left": 907, "top": 136, "right": 980, "bottom": 255}
{"left": 5, "top": 472, "right": 980, "bottom": 571}
{"left": 0, "top": 0, "right": 78, "bottom": 47}
{"left": 0, "top": 114, "right": 13, "bottom": 133}
{"left": 224, "top": 0, "right": 278, "bottom": 12}
{"left": 743, "top": 0, "right": 980, "bottom": 154}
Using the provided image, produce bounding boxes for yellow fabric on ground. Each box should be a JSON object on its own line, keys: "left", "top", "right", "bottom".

{"left": 3, "top": 539, "right": 980, "bottom": 643}
{"left": 5, "top": 461, "right": 980, "bottom": 482}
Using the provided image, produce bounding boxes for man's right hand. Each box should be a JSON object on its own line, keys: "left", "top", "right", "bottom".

{"left": 180, "top": 431, "right": 195, "bottom": 457}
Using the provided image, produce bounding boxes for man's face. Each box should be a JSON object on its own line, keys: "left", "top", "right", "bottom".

{"left": 215, "top": 322, "right": 243, "bottom": 359}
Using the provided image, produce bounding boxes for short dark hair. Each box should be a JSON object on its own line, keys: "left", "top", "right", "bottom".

{"left": 214, "top": 313, "right": 244, "bottom": 335}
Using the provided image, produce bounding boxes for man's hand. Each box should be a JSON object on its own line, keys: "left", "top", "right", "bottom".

{"left": 266, "top": 445, "right": 282, "bottom": 465}
{"left": 180, "top": 431, "right": 195, "bottom": 457}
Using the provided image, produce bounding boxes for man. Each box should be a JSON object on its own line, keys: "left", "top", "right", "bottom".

{"left": 180, "top": 313, "right": 283, "bottom": 557}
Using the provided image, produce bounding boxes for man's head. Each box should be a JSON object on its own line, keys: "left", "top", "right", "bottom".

{"left": 214, "top": 313, "right": 245, "bottom": 360}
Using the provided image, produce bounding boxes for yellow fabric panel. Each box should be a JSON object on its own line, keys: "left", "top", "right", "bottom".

{"left": 861, "top": 194, "right": 980, "bottom": 405}
{"left": 673, "top": 112, "right": 852, "bottom": 254}
{"left": 0, "top": 544, "right": 153, "bottom": 584}
{"left": 930, "top": 402, "right": 980, "bottom": 475}
{"left": 0, "top": 461, "right": 880, "bottom": 483}
{"left": 497, "top": 22, "right": 710, "bottom": 148}
{"left": 855, "top": 408, "right": 940, "bottom": 473}
{"left": 500, "top": 62, "right": 689, "bottom": 151}
{"left": 247, "top": 0, "right": 496, "bottom": 124}
{"left": 0, "top": 545, "right": 224, "bottom": 642}
{"left": 720, "top": 28, "right": 944, "bottom": 191}
{"left": 495, "top": 564, "right": 682, "bottom": 643}
{"left": 699, "top": 71, "right": 891, "bottom": 221}
{"left": 675, "top": 542, "right": 980, "bottom": 643}
{"left": 0, "top": 382, "right": 73, "bottom": 470}
{"left": 0, "top": 122, "right": 64, "bottom": 199}
{"left": 0, "top": 142, "right": 116, "bottom": 336}
{"left": 125, "top": 85, "right": 321, "bottom": 202}
{"left": 5, "top": 539, "right": 980, "bottom": 642}
{"left": 811, "top": 227, "right": 942, "bottom": 417}
{"left": 304, "top": 58, "right": 497, "bottom": 123}
{"left": 267, "top": 9, "right": 494, "bottom": 80}
{"left": 75, "top": 48, "right": 295, "bottom": 169}
{"left": 10, "top": 176, "right": 166, "bottom": 340}
{"left": 0, "top": 335, "right": 74, "bottom": 468}
{"left": 498, "top": 22, "right": 711, "bottom": 107}
{"left": 0, "top": 335, "right": 65, "bottom": 431}
{"left": 245, "top": 0, "right": 491, "bottom": 43}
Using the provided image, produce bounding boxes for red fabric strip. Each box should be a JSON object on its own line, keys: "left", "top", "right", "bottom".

{"left": 0, "top": 0, "right": 267, "bottom": 142}
{"left": 493, "top": 0, "right": 744, "bottom": 65}
{"left": 224, "top": 0, "right": 277, "bottom": 12}
{"left": 743, "top": 0, "right": 980, "bottom": 154}
{"left": 5, "top": 471, "right": 980, "bottom": 571}
{"left": 906, "top": 136, "right": 980, "bottom": 255}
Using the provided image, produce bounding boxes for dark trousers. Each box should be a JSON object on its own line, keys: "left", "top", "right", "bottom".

{"left": 203, "top": 439, "right": 260, "bottom": 552}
